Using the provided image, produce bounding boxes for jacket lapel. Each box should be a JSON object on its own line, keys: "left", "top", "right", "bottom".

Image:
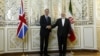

{"left": 43, "top": 15, "right": 47, "bottom": 23}
{"left": 60, "top": 19, "right": 63, "bottom": 26}
{"left": 60, "top": 18, "right": 66, "bottom": 27}
{"left": 64, "top": 19, "right": 66, "bottom": 27}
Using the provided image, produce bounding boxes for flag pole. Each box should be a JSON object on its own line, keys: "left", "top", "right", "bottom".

{"left": 69, "top": 0, "right": 74, "bottom": 55}
{"left": 22, "top": 26, "right": 26, "bottom": 56}
{"left": 22, "top": 38, "right": 25, "bottom": 56}
{"left": 70, "top": 43, "right": 74, "bottom": 55}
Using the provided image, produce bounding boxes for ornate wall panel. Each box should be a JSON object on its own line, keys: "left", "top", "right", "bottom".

{"left": 5, "top": 0, "right": 28, "bottom": 26}
{"left": 71, "top": 0, "right": 82, "bottom": 20}
{"left": 96, "top": 0, "right": 100, "bottom": 51}
{"left": 96, "top": 0, "right": 100, "bottom": 27}
{"left": 48, "top": 29, "right": 58, "bottom": 50}
{"left": 83, "top": 27, "right": 94, "bottom": 49}
{"left": 51, "top": 0, "right": 62, "bottom": 21}
{"left": 72, "top": 0, "right": 94, "bottom": 25}
{"left": 0, "top": 0, "right": 5, "bottom": 26}
{"left": 96, "top": 0, "right": 100, "bottom": 20}
{"left": 30, "top": 28, "right": 58, "bottom": 51}
{"left": 0, "top": 0, "right": 4, "bottom": 20}
{"left": 5, "top": 0, "right": 19, "bottom": 21}
{"left": 29, "top": 0, "right": 63, "bottom": 26}
{"left": 30, "top": 28, "right": 40, "bottom": 50}
{"left": 5, "top": 0, "right": 94, "bottom": 26}
{"left": 7, "top": 28, "right": 28, "bottom": 51}
{"left": 96, "top": 27, "right": 100, "bottom": 50}
{"left": 0, "top": 28, "right": 4, "bottom": 52}
{"left": 29, "top": 0, "right": 41, "bottom": 26}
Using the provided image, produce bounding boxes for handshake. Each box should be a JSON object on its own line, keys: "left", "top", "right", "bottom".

{"left": 46, "top": 25, "right": 51, "bottom": 29}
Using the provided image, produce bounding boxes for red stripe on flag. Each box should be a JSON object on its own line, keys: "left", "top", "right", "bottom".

{"left": 17, "top": 22, "right": 22, "bottom": 35}
{"left": 19, "top": 13, "right": 27, "bottom": 24}
{"left": 69, "top": 17, "right": 76, "bottom": 42}
{"left": 69, "top": 29, "right": 76, "bottom": 42}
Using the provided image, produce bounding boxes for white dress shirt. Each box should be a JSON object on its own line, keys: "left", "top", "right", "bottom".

{"left": 62, "top": 18, "right": 65, "bottom": 26}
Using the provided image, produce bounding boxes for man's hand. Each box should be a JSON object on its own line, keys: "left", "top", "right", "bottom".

{"left": 46, "top": 25, "right": 51, "bottom": 29}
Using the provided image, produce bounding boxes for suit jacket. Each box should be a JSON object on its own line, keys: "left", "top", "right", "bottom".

{"left": 40, "top": 15, "right": 51, "bottom": 36}
{"left": 52, "top": 18, "right": 71, "bottom": 37}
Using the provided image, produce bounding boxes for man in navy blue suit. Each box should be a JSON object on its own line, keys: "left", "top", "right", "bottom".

{"left": 40, "top": 9, "right": 51, "bottom": 56}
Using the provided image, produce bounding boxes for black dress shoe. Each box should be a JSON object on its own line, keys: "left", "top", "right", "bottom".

{"left": 44, "top": 54, "right": 50, "bottom": 56}
{"left": 40, "top": 54, "right": 43, "bottom": 56}
{"left": 59, "top": 54, "right": 62, "bottom": 56}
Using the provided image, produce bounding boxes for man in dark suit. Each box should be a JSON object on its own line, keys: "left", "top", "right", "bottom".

{"left": 40, "top": 9, "right": 51, "bottom": 56}
{"left": 52, "top": 13, "right": 71, "bottom": 56}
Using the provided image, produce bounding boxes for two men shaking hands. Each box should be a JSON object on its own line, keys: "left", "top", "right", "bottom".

{"left": 40, "top": 9, "right": 71, "bottom": 56}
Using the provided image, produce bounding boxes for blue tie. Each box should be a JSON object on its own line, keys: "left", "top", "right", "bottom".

{"left": 46, "top": 17, "right": 48, "bottom": 22}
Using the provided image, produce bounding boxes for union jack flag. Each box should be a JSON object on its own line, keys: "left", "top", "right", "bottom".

{"left": 17, "top": 0, "right": 28, "bottom": 39}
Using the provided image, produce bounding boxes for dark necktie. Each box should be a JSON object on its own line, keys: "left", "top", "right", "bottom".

{"left": 46, "top": 16, "right": 48, "bottom": 22}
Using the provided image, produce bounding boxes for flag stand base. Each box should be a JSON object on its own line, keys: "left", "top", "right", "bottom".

{"left": 22, "top": 53, "right": 25, "bottom": 56}
{"left": 70, "top": 51, "right": 74, "bottom": 55}
{"left": 69, "top": 44, "right": 74, "bottom": 56}
{"left": 21, "top": 38, "right": 28, "bottom": 56}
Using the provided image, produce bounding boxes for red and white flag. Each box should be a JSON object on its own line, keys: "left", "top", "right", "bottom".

{"left": 68, "top": 0, "right": 76, "bottom": 42}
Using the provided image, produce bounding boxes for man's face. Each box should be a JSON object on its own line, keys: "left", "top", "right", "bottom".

{"left": 45, "top": 9, "right": 49, "bottom": 15}
{"left": 61, "top": 13, "right": 66, "bottom": 18}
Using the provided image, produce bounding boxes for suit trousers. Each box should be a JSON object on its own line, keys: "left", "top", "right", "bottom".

{"left": 58, "top": 34, "right": 67, "bottom": 56}
{"left": 40, "top": 32, "right": 50, "bottom": 56}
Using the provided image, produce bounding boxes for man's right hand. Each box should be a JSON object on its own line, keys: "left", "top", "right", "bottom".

{"left": 46, "top": 25, "right": 51, "bottom": 29}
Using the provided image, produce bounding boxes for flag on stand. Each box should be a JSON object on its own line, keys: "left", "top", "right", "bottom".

{"left": 17, "top": 0, "right": 28, "bottom": 39}
{"left": 68, "top": 0, "right": 76, "bottom": 42}
{"left": 69, "top": 17, "right": 76, "bottom": 42}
